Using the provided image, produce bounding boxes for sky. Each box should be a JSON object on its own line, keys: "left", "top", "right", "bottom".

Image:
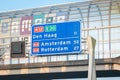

{"left": 0, "top": 0, "right": 91, "bottom": 12}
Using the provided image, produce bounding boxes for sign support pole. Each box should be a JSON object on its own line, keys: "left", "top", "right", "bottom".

{"left": 87, "top": 36, "right": 96, "bottom": 80}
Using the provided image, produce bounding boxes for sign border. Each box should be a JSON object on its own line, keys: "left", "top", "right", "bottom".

{"left": 31, "top": 21, "right": 81, "bottom": 56}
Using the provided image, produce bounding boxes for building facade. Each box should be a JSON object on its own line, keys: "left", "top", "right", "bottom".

{"left": 0, "top": 0, "right": 120, "bottom": 64}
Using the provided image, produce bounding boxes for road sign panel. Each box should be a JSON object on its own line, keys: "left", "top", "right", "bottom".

{"left": 31, "top": 21, "right": 81, "bottom": 56}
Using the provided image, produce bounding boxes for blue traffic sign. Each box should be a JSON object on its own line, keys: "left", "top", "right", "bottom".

{"left": 31, "top": 21, "right": 81, "bottom": 56}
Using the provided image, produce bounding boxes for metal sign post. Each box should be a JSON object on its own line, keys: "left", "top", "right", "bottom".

{"left": 87, "top": 36, "right": 96, "bottom": 80}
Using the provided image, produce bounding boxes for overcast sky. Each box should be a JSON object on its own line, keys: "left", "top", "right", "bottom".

{"left": 0, "top": 0, "right": 91, "bottom": 12}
